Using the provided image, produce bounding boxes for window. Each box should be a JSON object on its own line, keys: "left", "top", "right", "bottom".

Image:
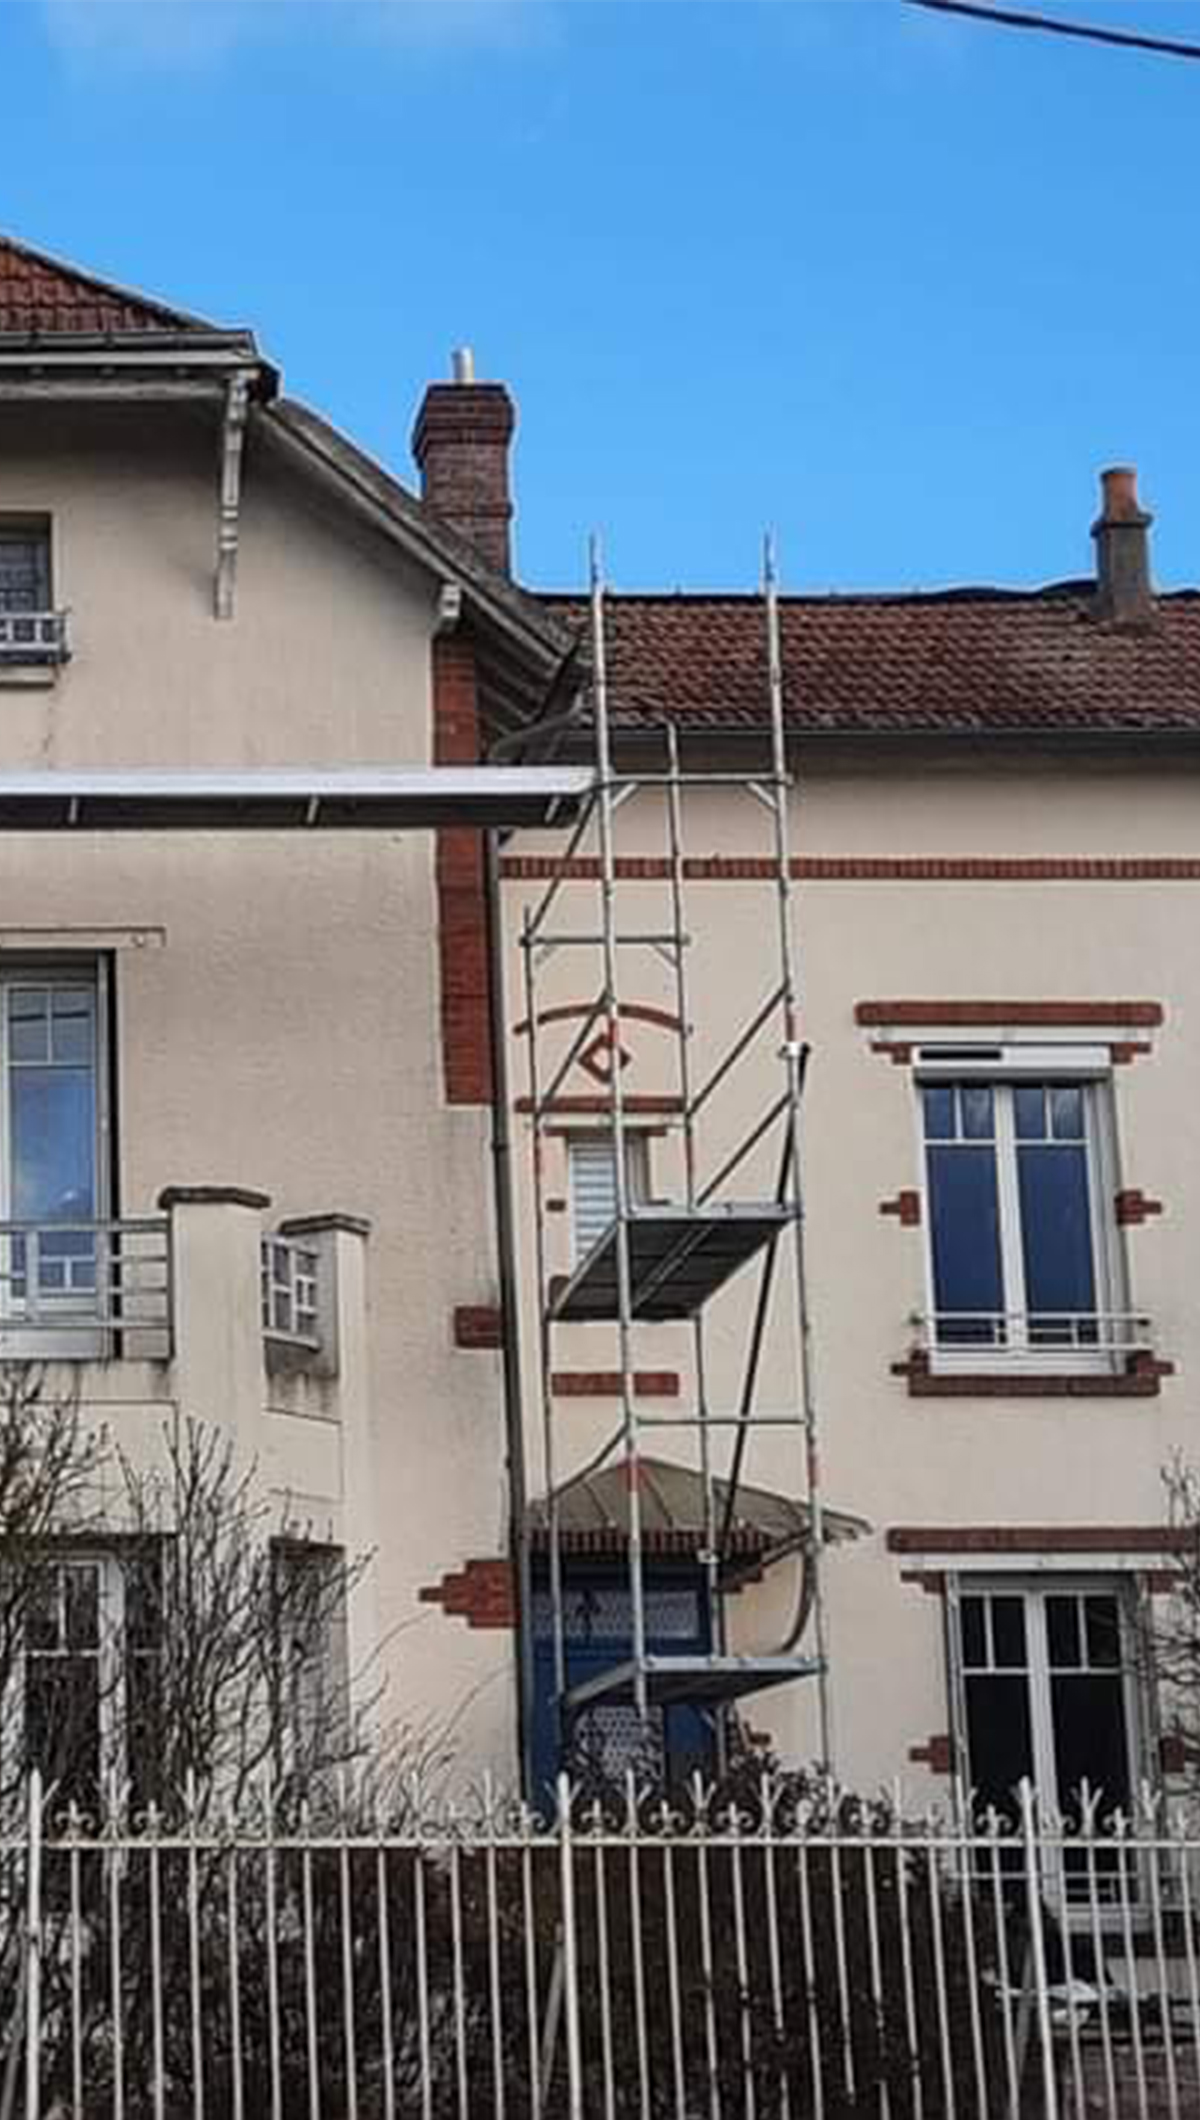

{"left": 0, "top": 524, "right": 50, "bottom": 616}
{"left": 919, "top": 1060, "right": 1120, "bottom": 1368}
{"left": 272, "top": 1543, "right": 349, "bottom": 1772}
{"left": 568, "top": 1133, "right": 650, "bottom": 1263}
{"left": 530, "top": 1566, "right": 713, "bottom": 1806}
{"left": 14, "top": 1548, "right": 161, "bottom": 1809}
{"left": 0, "top": 968, "right": 109, "bottom": 1350}
{"left": 952, "top": 1579, "right": 1138, "bottom": 1898}
{"left": 0, "top": 521, "right": 64, "bottom": 665}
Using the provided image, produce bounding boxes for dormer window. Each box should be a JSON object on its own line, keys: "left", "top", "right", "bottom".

{"left": 0, "top": 520, "right": 68, "bottom": 667}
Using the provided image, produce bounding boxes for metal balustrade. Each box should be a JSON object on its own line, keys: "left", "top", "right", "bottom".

{"left": 916, "top": 1309, "right": 1155, "bottom": 1366}
{"left": 0, "top": 610, "right": 69, "bottom": 663}
{"left": 0, "top": 1217, "right": 170, "bottom": 1356}
{"left": 261, "top": 1234, "right": 320, "bottom": 1352}
{"left": 9, "top": 1769, "right": 1200, "bottom": 2118}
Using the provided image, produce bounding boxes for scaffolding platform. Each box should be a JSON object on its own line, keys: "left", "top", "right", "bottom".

{"left": 565, "top": 1654, "right": 821, "bottom": 1714}
{"left": 551, "top": 1203, "right": 794, "bottom": 1322}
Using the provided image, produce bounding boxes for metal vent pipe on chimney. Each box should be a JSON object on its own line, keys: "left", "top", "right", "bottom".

{"left": 1092, "top": 465, "right": 1155, "bottom": 627}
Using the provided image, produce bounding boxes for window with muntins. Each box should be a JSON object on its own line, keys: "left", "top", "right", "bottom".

{"left": 919, "top": 1065, "right": 1120, "bottom": 1368}
{"left": 0, "top": 525, "right": 50, "bottom": 616}
{"left": 0, "top": 969, "right": 108, "bottom": 1346}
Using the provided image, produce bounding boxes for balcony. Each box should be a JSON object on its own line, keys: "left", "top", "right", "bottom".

{"left": 0, "top": 612, "right": 69, "bottom": 666}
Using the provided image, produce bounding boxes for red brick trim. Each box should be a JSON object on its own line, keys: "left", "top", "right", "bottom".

{"left": 880, "top": 1189, "right": 921, "bottom": 1227}
{"left": 892, "top": 1355, "right": 1170, "bottom": 1398}
{"left": 419, "top": 1558, "right": 515, "bottom": 1630}
{"left": 1111, "top": 1042, "right": 1153, "bottom": 1064}
{"left": 909, "top": 1735, "right": 954, "bottom": 1775}
{"left": 515, "top": 1094, "right": 683, "bottom": 1116}
{"left": 433, "top": 639, "right": 492, "bottom": 1107}
{"left": 1161, "top": 1734, "right": 1188, "bottom": 1775}
{"left": 512, "top": 1001, "right": 683, "bottom": 1037}
{"left": 856, "top": 1000, "right": 1163, "bottom": 1029}
{"left": 888, "top": 1526, "right": 1188, "bottom": 1555}
{"left": 551, "top": 1370, "right": 680, "bottom": 1399}
{"left": 501, "top": 855, "right": 1200, "bottom": 884}
{"left": 1115, "top": 1188, "right": 1165, "bottom": 1226}
{"left": 871, "top": 1041, "right": 914, "bottom": 1065}
{"left": 900, "top": 1569, "right": 947, "bottom": 1594}
{"left": 453, "top": 1304, "right": 503, "bottom": 1350}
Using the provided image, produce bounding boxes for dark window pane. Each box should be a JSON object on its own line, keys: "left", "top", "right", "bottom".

{"left": 922, "top": 1085, "right": 955, "bottom": 1141}
{"left": 50, "top": 991, "right": 94, "bottom": 1068}
{"left": 991, "top": 1597, "right": 1027, "bottom": 1669}
{"left": 960, "top": 1085, "right": 994, "bottom": 1141}
{"left": 10, "top": 1070, "right": 96, "bottom": 1222}
{"left": 1017, "top": 1144, "right": 1096, "bottom": 1318}
{"left": 965, "top": 1673, "right": 1034, "bottom": 1823}
{"left": 0, "top": 536, "right": 50, "bottom": 616}
{"left": 1051, "top": 1673, "right": 1130, "bottom": 1822}
{"left": 1014, "top": 1085, "right": 1046, "bottom": 1140}
{"left": 1084, "top": 1596, "right": 1121, "bottom": 1670}
{"left": 26, "top": 1568, "right": 59, "bottom": 1653}
{"left": 9, "top": 990, "right": 48, "bottom": 1066}
{"left": 25, "top": 1657, "right": 100, "bottom": 1807}
{"left": 1049, "top": 1085, "right": 1085, "bottom": 1141}
{"left": 64, "top": 1566, "right": 99, "bottom": 1651}
{"left": 1047, "top": 1596, "right": 1082, "bottom": 1670}
{"left": 927, "top": 1144, "right": 1004, "bottom": 1334}
{"left": 960, "top": 1596, "right": 987, "bottom": 1669}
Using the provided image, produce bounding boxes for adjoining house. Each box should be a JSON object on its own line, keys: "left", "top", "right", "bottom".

{"left": 0, "top": 229, "right": 1195, "bottom": 1821}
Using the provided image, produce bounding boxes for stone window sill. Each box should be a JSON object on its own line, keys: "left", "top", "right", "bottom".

{"left": 892, "top": 1355, "right": 1173, "bottom": 1399}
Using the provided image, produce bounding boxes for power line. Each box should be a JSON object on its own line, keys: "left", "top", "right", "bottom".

{"left": 906, "top": 0, "right": 1200, "bottom": 62}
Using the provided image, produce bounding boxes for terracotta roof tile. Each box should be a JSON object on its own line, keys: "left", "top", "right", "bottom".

{"left": 539, "top": 587, "right": 1200, "bottom": 735}
{"left": 0, "top": 233, "right": 217, "bottom": 337}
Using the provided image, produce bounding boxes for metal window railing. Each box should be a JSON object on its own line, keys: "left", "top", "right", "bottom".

{"left": 915, "top": 1310, "right": 1155, "bottom": 1364}
{"left": 10, "top": 1768, "right": 1200, "bottom": 2119}
{"left": 261, "top": 1235, "right": 320, "bottom": 1352}
{"left": 0, "top": 1217, "right": 170, "bottom": 1355}
{"left": 0, "top": 610, "right": 70, "bottom": 663}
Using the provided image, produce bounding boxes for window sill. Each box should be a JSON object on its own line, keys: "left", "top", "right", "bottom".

{"left": 892, "top": 1354, "right": 1174, "bottom": 1398}
{"left": 0, "top": 663, "right": 60, "bottom": 690}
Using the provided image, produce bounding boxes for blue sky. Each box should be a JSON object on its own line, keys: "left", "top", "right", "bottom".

{"left": 2, "top": 0, "right": 1200, "bottom": 594}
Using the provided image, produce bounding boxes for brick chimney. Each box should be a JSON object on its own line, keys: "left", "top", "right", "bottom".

{"left": 1092, "top": 465, "right": 1154, "bottom": 627}
{"left": 411, "top": 348, "right": 515, "bottom": 576}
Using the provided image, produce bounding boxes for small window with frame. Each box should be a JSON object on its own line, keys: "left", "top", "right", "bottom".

{"left": 568, "top": 1132, "right": 651, "bottom": 1264}
{"left": 0, "top": 518, "right": 65, "bottom": 666}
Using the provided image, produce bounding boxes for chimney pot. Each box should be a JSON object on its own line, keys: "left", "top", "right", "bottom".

{"left": 411, "top": 359, "right": 516, "bottom": 577}
{"left": 1092, "top": 463, "right": 1154, "bottom": 627}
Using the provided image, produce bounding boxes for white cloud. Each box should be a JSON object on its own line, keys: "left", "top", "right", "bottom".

{"left": 40, "top": 0, "right": 549, "bottom": 71}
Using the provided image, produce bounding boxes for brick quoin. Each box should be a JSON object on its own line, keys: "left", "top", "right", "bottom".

{"left": 909, "top": 1735, "right": 954, "bottom": 1774}
{"left": 419, "top": 1558, "right": 516, "bottom": 1630}
{"left": 879, "top": 1190, "right": 921, "bottom": 1227}
{"left": 453, "top": 1305, "right": 504, "bottom": 1350}
{"left": 433, "top": 638, "right": 492, "bottom": 1107}
{"left": 1115, "top": 1187, "right": 1165, "bottom": 1226}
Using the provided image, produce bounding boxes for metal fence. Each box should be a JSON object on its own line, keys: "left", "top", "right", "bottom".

{"left": 11, "top": 1769, "right": 1200, "bottom": 2118}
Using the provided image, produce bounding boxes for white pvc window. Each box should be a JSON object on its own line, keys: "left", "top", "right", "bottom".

{"left": 568, "top": 1134, "right": 650, "bottom": 1263}
{"left": 950, "top": 1577, "right": 1139, "bottom": 1901}
{"left": 0, "top": 968, "right": 109, "bottom": 1346}
{"left": 917, "top": 1055, "right": 1122, "bottom": 1370}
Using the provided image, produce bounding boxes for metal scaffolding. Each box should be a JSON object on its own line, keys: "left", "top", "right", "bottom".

{"left": 520, "top": 540, "right": 832, "bottom": 1774}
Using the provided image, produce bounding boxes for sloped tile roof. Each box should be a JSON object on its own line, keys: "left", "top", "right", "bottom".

{"left": 0, "top": 232, "right": 219, "bottom": 336}
{"left": 539, "top": 587, "right": 1200, "bottom": 735}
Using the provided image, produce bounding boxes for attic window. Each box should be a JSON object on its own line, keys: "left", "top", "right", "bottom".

{"left": 0, "top": 520, "right": 67, "bottom": 668}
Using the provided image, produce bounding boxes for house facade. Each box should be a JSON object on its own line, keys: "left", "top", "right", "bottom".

{"left": 1, "top": 229, "right": 1197, "bottom": 1820}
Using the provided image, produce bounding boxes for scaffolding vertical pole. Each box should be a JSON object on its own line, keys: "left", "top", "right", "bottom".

{"left": 521, "top": 907, "right": 567, "bottom": 1763}
{"left": 665, "top": 723, "right": 724, "bottom": 1693}
{"left": 589, "top": 538, "right": 648, "bottom": 1723}
{"left": 764, "top": 535, "right": 833, "bottom": 1771}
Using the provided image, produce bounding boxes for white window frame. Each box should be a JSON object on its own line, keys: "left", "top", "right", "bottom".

{"left": 914, "top": 1045, "right": 1126, "bottom": 1375}
{"left": 947, "top": 1571, "right": 1145, "bottom": 1918}
{"left": 567, "top": 1131, "right": 651, "bottom": 1265}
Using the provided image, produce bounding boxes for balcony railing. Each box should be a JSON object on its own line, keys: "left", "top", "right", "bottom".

{"left": 261, "top": 1235, "right": 320, "bottom": 1352}
{"left": 913, "top": 1309, "right": 1154, "bottom": 1370}
{"left": 0, "top": 612, "right": 70, "bottom": 665}
{"left": 0, "top": 1218, "right": 170, "bottom": 1355}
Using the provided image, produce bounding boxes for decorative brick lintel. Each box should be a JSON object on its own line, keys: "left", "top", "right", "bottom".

{"left": 888, "top": 1526, "right": 1190, "bottom": 1556}
{"left": 453, "top": 1304, "right": 504, "bottom": 1350}
{"left": 420, "top": 1558, "right": 515, "bottom": 1630}
{"left": 551, "top": 1371, "right": 680, "bottom": 1399}
{"left": 900, "top": 1569, "right": 947, "bottom": 1595}
{"left": 856, "top": 1000, "right": 1164, "bottom": 1029}
{"left": 1115, "top": 1188, "right": 1165, "bottom": 1226}
{"left": 879, "top": 1190, "right": 921, "bottom": 1227}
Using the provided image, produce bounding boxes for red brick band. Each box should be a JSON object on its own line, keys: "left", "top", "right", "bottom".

{"left": 893, "top": 1356, "right": 1170, "bottom": 1399}
{"left": 501, "top": 855, "right": 1200, "bottom": 884}
{"left": 551, "top": 1371, "right": 680, "bottom": 1399}
{"left": 888, "top": 1526, "right": 1189, "bottom": 1555}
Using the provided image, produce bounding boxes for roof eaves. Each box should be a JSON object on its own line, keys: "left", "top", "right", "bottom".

{"left": 265, "top": 397, "right": 572, "bottom": 675}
